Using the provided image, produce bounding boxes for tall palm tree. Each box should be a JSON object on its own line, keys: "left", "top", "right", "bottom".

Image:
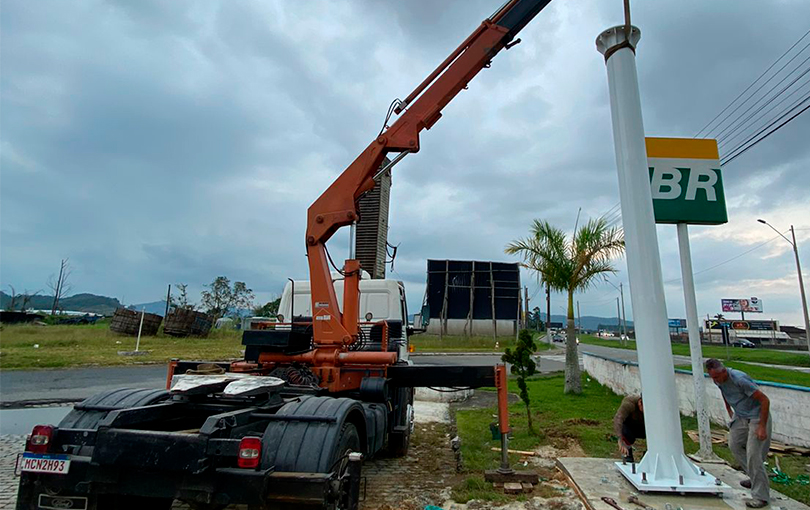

{"left": 506, "top": 217, "right": 625, "bottom": 394}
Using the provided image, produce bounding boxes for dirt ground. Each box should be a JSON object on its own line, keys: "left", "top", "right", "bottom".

{"left": 361, "top": 421, "right": 461, "bottom": 509}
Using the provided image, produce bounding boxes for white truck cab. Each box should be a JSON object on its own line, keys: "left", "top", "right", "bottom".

{"left": 277, "top": 271, "right": 410, "bottom": 361}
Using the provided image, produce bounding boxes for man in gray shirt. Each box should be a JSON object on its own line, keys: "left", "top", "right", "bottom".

{"left": 706, "top": 358, "right": 772, "bottom": 508}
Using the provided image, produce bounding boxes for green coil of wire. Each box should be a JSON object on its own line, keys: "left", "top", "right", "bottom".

{"left": 770, "top": 467, "right": 810, "bottom": 486}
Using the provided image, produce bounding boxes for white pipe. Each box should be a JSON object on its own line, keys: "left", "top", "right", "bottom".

{"left": 349, "top": 221, "right": 356, "bottom": 259}
{"left": 135, "top": 307, "right": 145, "bottom": 352}
{"left": 678, "top": 223, "right": 718, "bottom": 461}
{"left": 597, "top": 25, "right": 717, "bottom": 491}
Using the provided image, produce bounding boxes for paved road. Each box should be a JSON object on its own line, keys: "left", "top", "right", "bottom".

{"left": 0, "top": 354, "right": 568, "bottom": 406}
{"left": 577, "top": 342, "right": 810, "bottom": 373}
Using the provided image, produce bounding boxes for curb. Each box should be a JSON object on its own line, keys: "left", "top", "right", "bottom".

{"left": 1, "top": 398, "right": 82, "bottom": 409}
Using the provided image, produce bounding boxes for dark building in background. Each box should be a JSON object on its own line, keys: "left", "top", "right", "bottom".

{"left": 424, "top": 259, "right": 521, "bottom": 337}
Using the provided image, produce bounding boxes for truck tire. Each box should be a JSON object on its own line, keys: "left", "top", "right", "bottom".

{"left": 253, "top": 397, "right": 366, "bottom": 510}
{"left": 249, "top": 423, "right": 360, "bottom": 510}
{"left": 386, "top": 386, "right": 413, "bottom": 457}
{"left": 260, "top": 396, "right": 366, "bottom": 473}
{"left": 59, "top": 387, "right": 170, "bottom": 430}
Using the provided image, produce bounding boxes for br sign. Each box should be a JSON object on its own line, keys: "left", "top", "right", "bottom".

{"left": 646, "top": 137, "right": 727, "bottom": 225}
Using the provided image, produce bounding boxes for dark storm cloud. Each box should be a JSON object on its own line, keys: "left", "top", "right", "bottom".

{"left": 1, "top": 0, "right": 808, "bottom": 323}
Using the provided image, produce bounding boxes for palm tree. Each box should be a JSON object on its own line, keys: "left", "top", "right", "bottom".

{"left": 506, "top": 217, "right": 625, "bottom": 394}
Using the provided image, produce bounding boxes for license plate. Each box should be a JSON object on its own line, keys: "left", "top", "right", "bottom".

{"left": 16, "top": 453, "right": 71, "bottom": 475}
{"left": 38, "top": 494, "right": 88, "bottom": 510}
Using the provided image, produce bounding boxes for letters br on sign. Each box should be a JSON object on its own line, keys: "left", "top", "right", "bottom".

{"left": 646, "top": 137, "right": 728, "bottom": 225}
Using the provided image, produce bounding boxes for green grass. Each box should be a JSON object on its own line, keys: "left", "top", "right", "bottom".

{"left": 454, "top": 373, "right": 810, "bottom": 505}
{"left": 0, "top": 322, "right": 244, "bottom": 370}
{"left": 411, "top": 332, "right": 553, "bottom": 353}
{"left": 579, "top": 334, "right": 810, "bottom": 368}
{"left": 676, "top": 361, "right": 810, "bottom": 388}
{"left": 0, "top": 322, "right": 551, "bottom": 370}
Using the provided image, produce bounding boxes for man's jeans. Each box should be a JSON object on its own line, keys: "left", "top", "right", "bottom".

{"left": 729, "top": 414, "right": 772, "bottom": 502}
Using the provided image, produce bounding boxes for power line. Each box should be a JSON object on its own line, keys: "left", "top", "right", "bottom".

{"left": 721, "top": 88, "right": 810, "bottom": 159}
{"left": 720, "top": 95, "right": 810, "bottom": 166}
{"left": 713, "top": 54, "right": 810, "bottom": 141}
{"left": 664, "top": 232, "right": 787, "bottom": 284}
{"left": 695, "top": 29, "right": 810, "bottom": 137}
{"left": 718, "top": 74, "right": 810, "bottom": 150}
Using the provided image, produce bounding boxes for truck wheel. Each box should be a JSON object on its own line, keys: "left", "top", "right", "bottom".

{"left": 331, "top": 422, "right": 360, "bottom": 471}
{"left": 249, "top": 424, "right": 360, "bottom": 510}
{"left": 386, "top": 386, "right": 413, "bottom": 457}
{"left": 331, "top": 423, "right": 361, "bottom": 510}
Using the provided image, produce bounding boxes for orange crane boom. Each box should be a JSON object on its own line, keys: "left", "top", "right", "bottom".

{"left": 263, "top": 0, "right": 554, "bottom": 391}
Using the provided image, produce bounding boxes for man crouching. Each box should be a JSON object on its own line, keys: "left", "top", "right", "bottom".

{"left": 614, "top": 394, "right": 644, "bottom": 463}
{"left": 706, "top": 358, "right": 772, "bottom": 508}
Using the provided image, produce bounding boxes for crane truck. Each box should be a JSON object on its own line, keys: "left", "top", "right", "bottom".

{"left": 15, "top": 1, "right": 553, "bottom": 508}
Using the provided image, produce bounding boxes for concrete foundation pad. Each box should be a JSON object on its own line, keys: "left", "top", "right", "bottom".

{"left": 412, "top": 400, "right": 450, "bottom": 424}
{"left": 557, "top": 457, "right": 810, "bottom": 510}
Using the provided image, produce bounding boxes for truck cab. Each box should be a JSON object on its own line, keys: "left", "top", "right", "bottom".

{"left": 276, "top": 271, "right": 410, "bottom": 362}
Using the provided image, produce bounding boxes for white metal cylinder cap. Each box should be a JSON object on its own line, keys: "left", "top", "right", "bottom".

{"left": 596, "top": 25, "right": 641, "bottom": 57}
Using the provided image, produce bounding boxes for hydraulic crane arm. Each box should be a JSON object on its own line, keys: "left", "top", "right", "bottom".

{"left": 304, "top": 0, "right": 553, "bottom": 357}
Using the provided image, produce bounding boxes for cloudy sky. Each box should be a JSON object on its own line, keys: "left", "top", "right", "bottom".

{"left": 2, "top": 0, "right": 809, "bottom": 327}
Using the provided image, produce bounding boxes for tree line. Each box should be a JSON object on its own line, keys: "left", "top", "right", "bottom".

{"left": 170, "top": 276, "right": 279, "bottom": 322}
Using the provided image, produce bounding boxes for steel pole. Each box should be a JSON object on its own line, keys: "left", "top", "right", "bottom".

{"left": 790, "top": 226, "right": 810, "bottom": 354}
{"left": 677, "top": 223, "right": 718, "bottom": 461}
{"left": 620, "top": 283, "right": 627, "bottom": 341}
{"left": 597, "top": 25, "right": 712, "bottom": 491}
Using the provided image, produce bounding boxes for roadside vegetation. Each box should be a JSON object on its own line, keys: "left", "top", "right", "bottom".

{"left": 505, "top": 217, "right": 625, "bottom": 394}
{"left": 0, "top": 320, "right": 243, "bottom": 370}
{"left": 676, "top": 361, "right": 810, "bottom": 388}
{"left": 453, "top": 373, "right": 810, "bottom": 505}
{"left": 579, "top": 334, "right": 810, "bottom": 368}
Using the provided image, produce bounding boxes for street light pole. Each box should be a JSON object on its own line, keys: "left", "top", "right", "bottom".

{"left": 758, "top": 220, "right": 810, "bottom": 355}
{"left": 608, "top": 280, "right": 628, "bottom": 344}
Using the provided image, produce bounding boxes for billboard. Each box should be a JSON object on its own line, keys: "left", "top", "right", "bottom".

{"left": 721, "top": 297, "right": 763, "bottom": 313}
{"left": 668, "top": 319, "right": 687, "bottom": 328}
{"left": 705, "top": 320, "right": 777, "bottom": 331}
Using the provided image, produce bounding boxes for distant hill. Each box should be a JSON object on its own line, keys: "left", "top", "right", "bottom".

{"left": 0, "top": 292, "right": 122, "bottom": 315}
{"left": 536, "top": 313, "right": 633, "bottom": 332}
{"left": 129, "top": 300, "right": 169, "bottom": 316}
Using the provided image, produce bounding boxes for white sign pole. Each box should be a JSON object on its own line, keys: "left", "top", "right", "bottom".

{"left": 135, "top": 307, "right": 145, "bottom": 352}
{"left": 677, "top": 223, "right": 719, "bottom": 461}
{"left": 597, "top": 25, "right": 720, "bottom": 492}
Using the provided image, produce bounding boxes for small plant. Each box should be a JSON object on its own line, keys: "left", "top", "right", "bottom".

{"left": 501, "top": 329, "right": 537, "bottom": 433}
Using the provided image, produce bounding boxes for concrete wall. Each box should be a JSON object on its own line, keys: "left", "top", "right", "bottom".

{"left": 583, "top": 352, "right": 810, "bottom": 448}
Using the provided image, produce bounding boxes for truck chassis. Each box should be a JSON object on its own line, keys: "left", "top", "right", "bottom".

{"left": 16, "top": 360, "right": 494, "bottom": 510}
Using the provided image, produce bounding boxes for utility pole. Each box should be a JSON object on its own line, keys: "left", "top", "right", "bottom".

{"left": 616, "top": 297, "right": 622, "bottom": 340}
{"left": 790, "top": 225, "right": 810, "bottom": 354}
{"left": 546, "top": 282, "right": 552, "bottom": 345}
{"left": 757, "top": 221, "right": 810, "bottom": 355}
{"left": 165, "top": 284, "right": 171, "bottom": 318}
{"left": 619, "top": 283, "right": 627, "bottom": 342}
{"left": 524, "top": 286, "right": 529, "bottom": 331}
